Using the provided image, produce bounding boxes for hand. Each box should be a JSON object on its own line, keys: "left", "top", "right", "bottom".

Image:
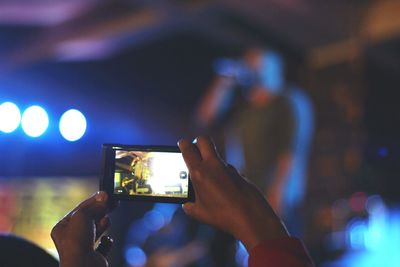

{"left": 51, "top": 191, "right": 115, "bottom": 267}
{"left": 178, "top": 136, "right": 289, "bottom": 251}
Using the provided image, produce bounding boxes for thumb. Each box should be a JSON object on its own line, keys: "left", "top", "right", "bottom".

{"left": 183, "top": 203, "right": 211, "bottom": 227}
{"left": 182, "top": 202, "right": 201, "bottom": 220}
{"left": 182, "top": 202, "right": 195, "bottom": 215}
{"left": 77, "top": 194, "right": 110, "bottom": 222}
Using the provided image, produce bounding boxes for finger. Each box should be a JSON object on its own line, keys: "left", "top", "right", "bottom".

{"left": 56, "top": 214, "right": 71, "bottom": 227}
{"left": 225, "top": 163, "right": 246, "bottom": 180}
{"left": 178, "top": 138, "right": 202, "bottom": 170}
{"left": 193, "top": 136, "right": 218, "bottom": 160}
{"left": 74, "top": 195, "right": 110, "bottom": 222}
{"left": 53, "top": 192, "right": 110, "bottom": 244}
{"left": 65, "top": 191, "right": 108, "bottom": 219}
{"left": 226, "top": 163, "right": 237, "bottom": 171}
{"left": 51, "top": 220, "right": 66, "bottom": 250}
{"left": 182, "top": 202, "right": 196, "bottom": 217}
{"left": 96, "top": 216, "right": 111, "bottom": 240}
{"left": 182, "top": 203, "right": 205, "bottom": 224}
{"left": 226, "top": 163, "right": 241, "bottom": 177}
{"left": 96, "top": 235, "right": 113, "bottom": 258}
{"left": 51, "top": 210, "right": 74, "bottom": 246}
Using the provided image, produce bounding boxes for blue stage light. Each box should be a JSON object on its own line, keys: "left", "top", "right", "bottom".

{"left": 59, "top": 109, "right": 87, "bottom": 141}
{"left": 21, "top": 106, "right": 49, "bottom": 137}
{"left": 0, "top": 102, "right": 21, "bottom": 133}
{"left": 143, "top": 210, "right": 165, "bottom": 232}
{"left": 125, "top": 246, "right": 147, "bottom": 267}
{"left": 235, "top": 241, "right": 249, "bottom": 267}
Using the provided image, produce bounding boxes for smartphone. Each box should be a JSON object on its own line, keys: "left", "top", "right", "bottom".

{"left": 100, "top": 144, "right": 194, "bottom": 203}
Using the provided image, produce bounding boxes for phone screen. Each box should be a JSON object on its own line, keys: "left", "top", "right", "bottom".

{"left": 113, "top": 149, "right": 189, "bottom": 198}
{"left": 101, "top": 144, "right": 193, "bottom": 203}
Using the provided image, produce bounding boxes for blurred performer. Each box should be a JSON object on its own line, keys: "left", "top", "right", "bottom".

{"left": 121, "top": 176, "right": 135, "bottom": 194}
{"left": 133, "top": 48, "right": 313, "bottom": 267}
{"left": 130, "top": 154, "right": 152, "bottom": 194}
{"left": 115, "top": 152, "right": 150, "bottom": 194}
{"left": 196, "top": 47, "right": 314, "bottom": 234}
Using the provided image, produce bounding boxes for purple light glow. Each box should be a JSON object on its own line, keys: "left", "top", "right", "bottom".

{"left": 0, "top": 2, "right": 94, "bottom": 26}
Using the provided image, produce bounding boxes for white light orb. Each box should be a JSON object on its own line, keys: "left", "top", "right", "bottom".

{"left": 0, "top": 102, "right": 21, "bottom": 133}
{"left": 59, "top": 109, "right": 87, "bottom": 141}
{"left": 21, "top": 105, "right": 49, "bottom": 137}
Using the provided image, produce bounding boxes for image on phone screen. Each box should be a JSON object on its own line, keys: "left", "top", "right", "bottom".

{"left": 113, "top": 149, "right": 189, "bottom": 198}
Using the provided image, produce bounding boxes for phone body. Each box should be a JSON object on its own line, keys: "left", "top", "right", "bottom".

{"left": 100, "top": 144, "right": 194, "bottom": 203}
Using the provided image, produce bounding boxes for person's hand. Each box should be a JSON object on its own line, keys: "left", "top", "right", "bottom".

{"left": 51, "top": 191, "right": 115, "bottom": 267}
{"left": 178, "top": 136, "right": 289, "bottom": 251}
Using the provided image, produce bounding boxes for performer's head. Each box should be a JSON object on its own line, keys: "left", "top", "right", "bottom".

{"left": 242, "top": 47, "right": 285, "bottom": 95}
{"left": 237, "top": 47, "right": 285, "bottom": 107}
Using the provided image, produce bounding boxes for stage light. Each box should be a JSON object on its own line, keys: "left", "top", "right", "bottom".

{"left": 0, "top": 102, "right": 21, "bottom": 133}
{"left": 125, "top": 246, "right": 147, "bottom": 267}
{"left": 21, "top": 106, "right": 49, "bottom": 137}
{"left": 235, "top": 241, "right": 249, "bottom": 267}
{"left": 59, "top": 109, "right": 87, "bottom": 141}
{"left": 143, "top": 210, "right": 165, "bottom": 232}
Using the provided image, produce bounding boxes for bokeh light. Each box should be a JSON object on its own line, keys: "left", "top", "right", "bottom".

{"left": 0, "top": 102, "right": 21, "bottom": 133}
{"left": 125, "top": 246, "right": 147, "bottom": 267}
{"left": 143, "top": 210, "right": 165, "bottom": 232}
{"left": 59, "top": 109, "right": 87, "bottom": 141}
{"left": 21, "top": 105, "right": 49, "bottom": 137}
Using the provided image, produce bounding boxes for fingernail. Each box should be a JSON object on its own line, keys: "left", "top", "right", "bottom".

{"left": 192, "top": 138, "right": 198, "bottom": 144}
{"left": 96, "top": 191, "right": 106, "bottom": 202}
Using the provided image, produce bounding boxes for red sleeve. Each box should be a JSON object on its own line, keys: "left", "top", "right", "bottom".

{"left": 248, "top": 237, "right": 314, "bottom": 267}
